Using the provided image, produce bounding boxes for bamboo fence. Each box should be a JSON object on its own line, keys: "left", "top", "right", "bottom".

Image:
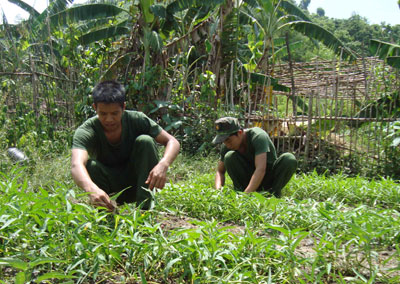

{"left": 1, "top": 54, "right": 399, "bottom": 173}
{"left": 239, "top": 57, "right": 400, "bottom": 173}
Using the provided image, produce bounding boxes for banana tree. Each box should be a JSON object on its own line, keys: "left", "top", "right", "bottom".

{"left": 154, "top": 0, "right": 292, "bottom": 110}
{"left": 241, "top": 0, "right": 356, "bottom": 72}
{"left": 2, "top": 0, "right": 130, "bottom": 124}
{"left": 4, "top": 0, "right": 128, "bottom": 77}
{"left": 238, "top": 0, "right": 356, "bottom": 116}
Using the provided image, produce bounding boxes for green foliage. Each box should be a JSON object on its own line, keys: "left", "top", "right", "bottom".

{"left": 49, "top": 4, "right": 127, "bottom": 28}
{"left": 297, "top": 147, "right": 362, "bottom": 176}
{"left": 0, "top": 103, "right": 73, "bottom": 159}
{"left": 379, "top": 121, "right": 400, "bottom": 180}
{"left": 316, "top": 7, "right": 325, "bottom": 17}
{"left": 172, "top": 71, "right": 218, "bottom": 155}
{"left": 299, "top": 0, "right": 311, "bottom": 11}
{"left": 2, "top": 0, "right": 400, "bottom": 197}
{"left": 281, "top": 21, "right": 356, "bottom": 61}
{"left": 386, "top": 121, "right": 400, "bottom": 147}
{"left": 126, "top": 65, "right": 168, "bottom": 110}
{"left": 311, "top": 14, "right": 400, "bottom": 57}
{"left": 220, "top": 7, "right": 239, "bottom": 68}
{"left": 370, "top": 39, "right": 400, "bottom": 69}
{"left": 1, "top": 149, "right": 400, "bottom": 283}
{"left": 8, "top": 0, "right": 41, "bottom": 17}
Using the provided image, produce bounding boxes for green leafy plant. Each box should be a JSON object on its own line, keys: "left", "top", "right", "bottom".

{"left": 1, "top": 151, "right": 400, "bottom": 283}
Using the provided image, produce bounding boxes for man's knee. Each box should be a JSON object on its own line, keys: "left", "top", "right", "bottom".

{"left": 134, "top": 134, "right": 155, "bottom": 147}
{"left": 224, "top": 150, "right": 237, "bottom": 163}
{"left": 223, "top": 151, "right": 237, "bottom": 170}
{"left": 280, "top": 153, "right": 298, "bottom": 172}
{"left": 130, "top": 135, "right": 159, "bottom": 163}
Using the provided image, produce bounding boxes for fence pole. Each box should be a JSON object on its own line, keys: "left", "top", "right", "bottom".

{"left": 304, "top": 90, "right": 314, "bottom": 168}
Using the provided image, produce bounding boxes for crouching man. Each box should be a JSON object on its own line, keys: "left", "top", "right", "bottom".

{"left": 71, "top": 80, "right": 180, "bottom": 210}
{"left": 213, "top": 117, "right": 296, "bottom": 197}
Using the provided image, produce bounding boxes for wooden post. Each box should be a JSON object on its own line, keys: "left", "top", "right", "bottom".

{"left": 285, "top": 32, "right": 296, "bottom": 116}
{"left": 304, "top": 91, "right": 314, "bottom": 167}
{"left": 29, "top": 55, "right": 39, "bottom": 126}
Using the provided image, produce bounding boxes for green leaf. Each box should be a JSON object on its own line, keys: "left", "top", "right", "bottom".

{"left": 167, "top": 120, "right": 183, "bottom": 130}
{"left": 140, "top": 0, "right": 155, "bottom": 23}
{"left": 370, "top": 39, "right": 400, "bottom": 59}
{"left": 164, "top": 258, "right": 181, "bottom": 276}
{"left": 15, "top": 271, "right": 26, "bottom": 284}
{"left": 110, "top": 187, "right": 130, "bottom": 201}
{"left": 150, "top": 4, "right": 166, "bottom": 19}
{"left": 8, "top": 0, "right": 40, "bottom": 17}
{"left": 205, "top": 39, "right": 212, "bottom": 53}
{"left": 391, "top": 137, "right": 400, "bottom": 147}
{"left": 266, "top": 225, "right": 289, "bottom": 236}
{"left": 79, "top": 26, "right": 130, "bottom": 45}
{"left": 253, "top": 192, "right": 268, "bottom": 203}
{"left": 0, "top": 257, "right": 28, "bottom": 270}
{"left": 0, "top": 217, "right": 18, "bottom": 230}
{"left": 290, "top": 231, "right": 309, "bottom": 251}
{"left": 221, "top": 8, "right": 239, "bottom": 68}
{"left": 166, "top": 0, "right": 223, "bottom": 15}
{"left": 29, "top": 257, "right": 66, "bottom": 268}
{"left": 36, "top": 272, "right": 77, "bottom": 282}
{"left": 280, "top": 0, "right": 311, "bottom": 21}
{"left": 318, "top": 207, "right": 332, "bottom": 220}
{"left": 50, "top": 4, "right": 127, "bottom": 27}
{"left": 109, "top": 249, "right": 122, "bottom": 262}
{"left": 139, "top": 269, "right": 148, "bottom": 284}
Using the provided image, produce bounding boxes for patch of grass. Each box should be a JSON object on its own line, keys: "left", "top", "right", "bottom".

{"left": 0, "top": 150, "right": 399, "bottom": 283}
{"left": 288, "top": 171, "right": 400, "bottom": 210}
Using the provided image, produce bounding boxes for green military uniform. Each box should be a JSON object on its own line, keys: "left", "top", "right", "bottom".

{"left": 72, "top": 110, "right": 162, "bottom": 207}
{"left": 214, "top": 117, "right": 297, "bottom": 197}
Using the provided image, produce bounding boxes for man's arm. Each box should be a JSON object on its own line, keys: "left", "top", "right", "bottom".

{"left": 215, "top": 161, "right": 226, "bottom": 189}
{"left": 71, "top": 148, "right": 115, "bottom": 211}
{"left": 146, "top": 129, "right": 180, "bottom": 190}
{"left": 244, "top": 152, "right": 267, "bottom": 193}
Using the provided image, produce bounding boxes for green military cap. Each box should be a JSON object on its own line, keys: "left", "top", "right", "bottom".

{"left": 212, "top": 117, "right": 241, "bottom": 144}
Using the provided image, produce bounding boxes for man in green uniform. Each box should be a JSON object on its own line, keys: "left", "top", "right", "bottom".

{"left": 213, "top": 117, "right": 297, "bottom": 197}
{"left": 71, "top": 80, "right": 180, "bottom": 210}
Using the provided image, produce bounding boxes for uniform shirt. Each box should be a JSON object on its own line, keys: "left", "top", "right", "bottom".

{"left": 72, "top": 110, "right": 162, "bottom": 168}
{"left": 220, "top": 127, "right": 277, "bottom": 169}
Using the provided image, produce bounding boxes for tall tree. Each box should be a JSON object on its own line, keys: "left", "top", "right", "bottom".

{"left": 299, "top": 0, "right": 311, "bottom": 11}
{"left": 316, "top": 7, "right": 325, "bottom": 17}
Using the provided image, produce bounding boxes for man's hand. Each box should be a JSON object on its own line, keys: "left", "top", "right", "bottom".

{"left": 71, "top": 148, "right": 116, "bottom": 211}
{"left": 148, "top": 129, "right": 179, "bottom": 190}
{"left": 89, "top": 188, "right": 116, "bottom": 211}
{"left": 145, "top": 162, "right": 168, "bottom": 190}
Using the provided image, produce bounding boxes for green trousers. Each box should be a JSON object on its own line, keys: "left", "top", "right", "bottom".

{"left": 86, "top": 135, "right": 159, "bottom": 209}
{"left": 224, "top": 151, "right": 297, "bottom": 197}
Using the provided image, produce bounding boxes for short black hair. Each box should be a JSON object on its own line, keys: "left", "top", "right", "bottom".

{"left": 92, "top": 80, "right": 126, "bottom": 107}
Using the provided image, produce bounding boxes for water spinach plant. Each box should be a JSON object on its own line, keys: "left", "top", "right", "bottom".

{"left": 0, "top": 156, "right": 399, "bottom": 283}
